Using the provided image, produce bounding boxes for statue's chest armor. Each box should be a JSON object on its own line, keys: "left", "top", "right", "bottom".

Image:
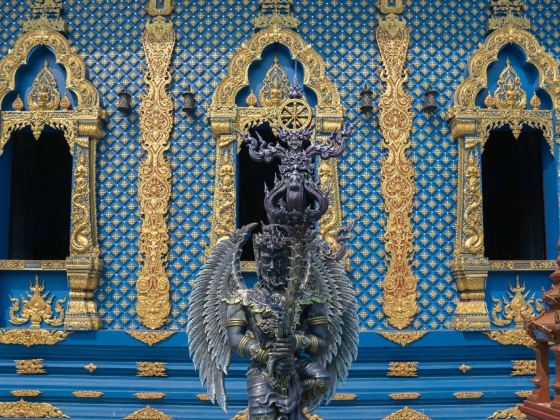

{"left": 247, "top": 291, "right": 285, "bottom": 338}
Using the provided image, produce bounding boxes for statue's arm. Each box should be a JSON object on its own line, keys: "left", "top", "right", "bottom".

{"left": 226, "top": 304, "right": 268, "bottom": 364}
{"left": 296, "top": 303, "right": 329, "bottom": 356}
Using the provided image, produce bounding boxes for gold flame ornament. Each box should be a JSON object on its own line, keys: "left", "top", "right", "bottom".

{"left": 27, "top": 61, "right": 61, "bottom": 112}
{"left": 9, "top": 275, "right": 66, "bottom": 329}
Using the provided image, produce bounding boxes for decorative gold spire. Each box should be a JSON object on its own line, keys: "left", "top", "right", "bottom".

{"left": 488, "top": 0, "right": 530, "bottom": 31}
{"left": 27, "top": 61, "right": 61, "bottom": 112}
{"left": 23, "top": 0, "right": 66, "bottom": 32}
{"left": 493, "top": 59, "right": 526, "bottom": 110}
{"left": 491, "top": 274, "right": 543, "bottom": 327}
{"left": 253, "top": 0, "right": 298, "bottom": 30}
{"left": 259, "top": 57, "right": 290, "bottom": 107}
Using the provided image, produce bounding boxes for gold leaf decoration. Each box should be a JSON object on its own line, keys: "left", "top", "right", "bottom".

{"left": 27, "top": 61, "right": 60, "bottom": 112}
{"left": 389, "top": 393, "right": 421, "bottom": 400}
{"left": 0, "top": 400, "right": 69, "bottom": 418}
{"left": 378, "top": 331, "right": 428, "bottom": 346}
{"left": 15, "top": 359, "right": 45, "bottom": 375}
{"left": 383, "top": 407, "right": 430, "bottom": 420}
{"left": 490, "top": 277, "right": 542, "bottom": 328}
{"left": 458, "top": 364, "right": 472, "bottom": 374}
{"left": 136, "top": 9, "right": 176, "bottom": 329}
{"left": 511, "top": 360, "right": 536, "bottom": 376}
{"left": 489, "top": 406, "right": 526, "bottom": 419}
{"left": 10, "top": 390, "right": 41, "bottom": 398}
{"left": 453, "top": 392, "right": 484, "bottom": 399}
{"left": 387, "top": 362, "right": 418, "bottom": 377}
{"left": 196, "top": 393, "right": 209, "bottom": 401}
{"left": 515, "top": 391, "right": 532, "bottom": 399}
{"left": 137, "top": 362, "right": 167, "bottom": 377}
{"left": 135, "top": 392, "right": 166, "bottom": 400}
{"left": 332, "top": 393, "right": 357, "bottom": 401}
{"left": 127, "top": 330, "right": 176, "bottom": 346}
{"left": 124, "top": 406, "right": 171, "bottom": 420}
{"left": 377, "top": 8, "right": 417, "bottom": 330}
{"left": 84, "top": 363, "right": 97, "bottom": 373}
{"left": 485, "top": 329, "right": 535, "bottom": 347}
{"left": 72, "top": 391, "right": 103, "bottom": 398}
{"left": 0, "top": 329, "right": 69, "bottom": 347}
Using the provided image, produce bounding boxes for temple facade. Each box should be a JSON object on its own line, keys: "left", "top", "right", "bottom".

{"left": 0, "top": 0, "right": 559, "bottom": 418}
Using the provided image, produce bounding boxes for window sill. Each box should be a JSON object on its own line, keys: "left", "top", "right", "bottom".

{"left": 0, "top": 259, "right": 66, "bottom": 271}
{"left": 487, "top": 260, "right": 557, "bottom": 272}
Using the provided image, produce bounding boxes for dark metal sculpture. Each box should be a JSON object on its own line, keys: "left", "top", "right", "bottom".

{"left": 188, "top": 89, "right": 358, "bottom": 419}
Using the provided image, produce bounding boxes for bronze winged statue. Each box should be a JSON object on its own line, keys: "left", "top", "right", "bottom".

{"left": 188, "top": 84, "right": 358, "bottom": 420}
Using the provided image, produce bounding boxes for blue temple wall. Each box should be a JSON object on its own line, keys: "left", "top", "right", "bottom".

{"left": 0, "top": 0, "right": 559, "bottom": 419}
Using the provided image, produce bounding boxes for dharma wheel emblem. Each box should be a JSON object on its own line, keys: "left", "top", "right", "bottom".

{"left": 277, "top": 98, "right": 312, "bottom": 131}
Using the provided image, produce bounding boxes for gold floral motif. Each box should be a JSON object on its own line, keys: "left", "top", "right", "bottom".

{"left": 9, "top": 275, "right": 65, "bottom": 329}
{"left": 387, "top": 362, "right": 417, "bottom": 377}
{"left": 453, "top": 392, "right": 484, "bottom": 399}
{"left": 208, "top": 27, "right": 344, "bottom": 253}
{"left": 485, "top": 328, "right": 535, "bottom": 348}
{"left": 16, "top": 359, "right": 46, "bottom": 375}
{"left": 511, "top": 360, "right": 536, "bottom": 376}
{"left": 84, "top": 363, "right": 97, "bottom": 373}
{"left": 0, "top": 329, "right": 69, "bottom": 347}
{"left": 127, "top": 330, "right": 177, "bottom": 346}
{"left": 378, "top": 331, "right": 428, "bottom": 347}
{"left": 383, "top": 407, "right": 430, "bottom": 420}
{"left": 458, "top": 364, "right": 472, "bottom": 373}
{"left": 332, "top": 393, "right": 358, "bottom": 401}
{"left": 10, "top": 390, "right": 41, "bottom": 398}
{"left": 137, "top": 362, "right": 167, "bottom": 377}
{"left": 377, "top": 11, "right": 417, "bottom": 329}
{"left": 136, "top": 12, "right": 175, "bottom": 329}
{"left": 124, "top": 406, "right": 171, "bottom": 420}
{"left": 489, "top": 406, "right": 526, "bottom": 419}
{"left": 23, "top": 0, "right": 66, "bottom": 32}
{"left": 135, "top": 392, "right": 166, "bottom": 400}
{"left": 491, "top": 276, "right": 542, "bottom": 327}
{"left": 72, "top": 391, "right": 103, "bottom": 398}
{"left": 515, "top": 391, "right": 532, "bottom": 398}
{"left": 389, "top": 393, "right": 421, "bottom": 400}
{"left": 0, "top": 399, "right": 69, "bottom": 418}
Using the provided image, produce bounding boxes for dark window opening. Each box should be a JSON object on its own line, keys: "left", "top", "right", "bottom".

{"left": 8, "top": 128, "right": 72, "bottom": 260}
{"left": 481, "top": 128, "right": 546, "bottom": 260}
{"left": 237, "top": 124, "right": 280, "bottom": 261}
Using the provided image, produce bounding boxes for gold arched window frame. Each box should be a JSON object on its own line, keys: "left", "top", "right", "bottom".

{"left": 0, "top": 28, "right": 105, "bottom": 331}
{"left": 446, "top": 26, "right": 560, "bottom": 331}
{"left": 208, "top": 27, "right": 345, "bottom": 269}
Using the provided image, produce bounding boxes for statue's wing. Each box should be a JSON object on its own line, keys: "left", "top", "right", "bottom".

{"left": 187, "top": 224, "right": 255, "bottom": 412}
{"left": 311, "top": 252, "right": 359, "bottom": 404}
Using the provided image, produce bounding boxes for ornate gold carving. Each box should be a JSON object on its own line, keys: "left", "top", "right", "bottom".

{"left": 488, "top": 0, "right": 530, "bottom": 31}
{"left": 208, "top": 27, "right": 344, "bottom": 253}
{"left": 488, "top": 260, "right": 558, "bottom": 271}
{"left": 136, "top": 11, "right": 176, "bottom": 330}
{"left": 0, "top": 399, "right": 69, "bottom": 418}
{"left": 137, "top": 362, "right": 167, "bottom": 377}
{"left": 259, "top": 58, "right": 290, "bottom": 107}
{"left": 124, "top": 406, "right": 171, "bottom": 420}
{"left": 491, "top": 276, "right": 542, "bottom": 327}
{"left": 377, "top": 10, "right": 417, "bottom": 329}
{"left": 10, "top": 390, "right": 41, "bottom": 398}
{"left": 253, "top": 0, "right": 299, "bottom": 30}
{"left": 453, "top": 392, "right": 484, "bottom": 399}
{"left": 84, "top": 363, "right": 97, "bottom": 373}
{"left": 458, "top": 364, "right": 472, "bottom": 373}
{"left": 147, "top": 0, "right": 173, "bottom": 16}
{"left": 0, "top": 260, "right": 66, "bottom": 271}
{"left": 23, "top": 0, "right": 66, "bottom": 32}
{"left": 378, "top": 331, "right": 428, "bottom": 346}
{"left": 0, "top": 329, "right": 69, "bottom": 347}
{"left": 515, "top": 391, "right": 532, "bottom": 398}
{"left": 16, "top": 359, "right": 46, "bottom": 375}
{"left": 332, "top": 393, "right": 358, "bottom": 401}
{"left": 277, "top": 98, "right": 312, "bottom": 131}
{"left": 387, "top": 362, "right": 417, "bottom": 377}
{"left": 127, "top": 330, "right": 176, "bottom": 346}
{"left": 462, "top": 148, "right": 484, "bottom": 255}
{"left": 135, "top": 392, "right": 166, "bottom": 400}
{"left": 383, "top": 407, "right": 430, "bottom": 420}
{"left": 9, "top": 275, "right": 65, "bottom": 329}
{"left": 378, "top": 0, "right": 406, "bottom": 14}
{"left": 489, "top": 406, "right": 527, "bottom": 419}
{"left": 511, "top": 360, "right": 536, "bottom": 376}
{"left": 491, "top": 60, "right": 526, "bottom": 110}
{"left": 389, "top": 393, "right": 421, "bottom": 400}
{"left": 72, "top": 391, "right": 103, "bottom": 398}
{"left": 27, "top": 61, "right": 60, "bottom": 112}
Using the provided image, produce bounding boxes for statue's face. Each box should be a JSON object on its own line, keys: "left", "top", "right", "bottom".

{"left": 258, "top": 247, "right": 290, "bottom": 290}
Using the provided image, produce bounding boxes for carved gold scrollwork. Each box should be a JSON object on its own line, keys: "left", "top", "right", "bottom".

{"left": 208, "top": 27, "right": 344, "bottom": 255}
{"left": 136, "top": 12, "right": 175, "bottom": 329}
{"left": 376, "top": 10, "right": 417, "bottom": 329}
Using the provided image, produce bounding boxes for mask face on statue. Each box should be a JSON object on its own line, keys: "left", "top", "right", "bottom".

{"left": 257, "top": 246, "right": 290, "bottom": 290}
